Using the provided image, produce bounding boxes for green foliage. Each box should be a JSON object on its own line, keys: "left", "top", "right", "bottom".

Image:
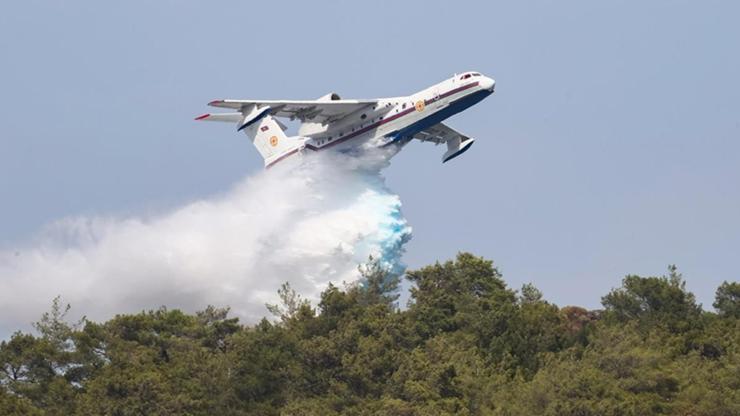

{"left": 1, "top": 253, "right": 738, "bottom": 415}
{"left": 407, "top": 252, "right": 516, "bottom": 339}
{"left": 601, "top": 265, "right": 702, "bottom": 333}
{"left": 357, "top": 255, "right": 401, "bottom": 308}
{"left": 0, "top": 387, "right": 44, "bottom": 416}
{"left": 714, "top": 281, "right": 740, "bottom": 318}
{"left": 266, "top": 282, "right": 312, "bottom": 324}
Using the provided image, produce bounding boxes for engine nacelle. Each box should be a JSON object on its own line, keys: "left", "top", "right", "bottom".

{"left": 299, "top": 93, "right": 343, "bottom": 135}
{"left": 316, "top": 92, "right": 342, "bottom": 101}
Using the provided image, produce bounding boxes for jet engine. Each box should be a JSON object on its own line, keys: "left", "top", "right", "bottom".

{"left": 317, "top": 92, "right": 342, "bottom": 101}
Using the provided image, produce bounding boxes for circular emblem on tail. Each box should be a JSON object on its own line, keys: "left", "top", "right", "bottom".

{"left": 415, "top": 100, "right": 425, "bottom": 112}
{"left": 270, "top": 136, "right": 279, "bottom": 147}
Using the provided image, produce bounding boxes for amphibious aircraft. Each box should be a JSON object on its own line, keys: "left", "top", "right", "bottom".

{"left": 196, "top": 71, "right": 495, "bottom": 168}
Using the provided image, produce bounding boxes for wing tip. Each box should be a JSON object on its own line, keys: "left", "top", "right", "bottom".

{"left": 194, "top": 113, "right": 210, "bottom": 121}
{"left": 442, "top": 139, "right": 475, "bottom": 163}
{"left": 208, "top": 100, "right": 223, "bottom": 106}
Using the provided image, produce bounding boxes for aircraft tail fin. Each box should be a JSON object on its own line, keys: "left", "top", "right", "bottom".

{"left": 196, "top": 107, "right": 304, "bottom": 167}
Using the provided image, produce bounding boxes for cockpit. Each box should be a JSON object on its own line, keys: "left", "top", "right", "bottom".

{"left": 459, "top": 72, "right": 482, "bottom": 81}
{"left": 452, "top": 71, "right": 495, "bottom": 92}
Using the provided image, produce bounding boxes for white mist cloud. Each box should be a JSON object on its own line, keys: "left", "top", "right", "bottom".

{"left": 0, "top": 152, "right": 412, "bottom": 334}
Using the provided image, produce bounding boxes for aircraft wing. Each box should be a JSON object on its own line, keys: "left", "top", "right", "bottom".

{"left": 412, "top": 123, "right": 476, "bottom": 163}
{"left": 208, "top": 99, "right": 378, "bottom": 123}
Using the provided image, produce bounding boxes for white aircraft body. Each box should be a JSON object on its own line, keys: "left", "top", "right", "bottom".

{"left": 196, "top": 71, "right": 495, "bottom": 168}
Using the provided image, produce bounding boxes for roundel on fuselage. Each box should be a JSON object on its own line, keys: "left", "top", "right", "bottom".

{"left": 415, "top": 100, "right": 425, "bottom": 112}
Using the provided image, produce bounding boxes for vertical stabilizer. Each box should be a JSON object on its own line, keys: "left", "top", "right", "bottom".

{"left": 239, "top": 110, "right": 298, "bottom": 158}
{"left": 198, "top": 105, "right": 304, "bottom": 166}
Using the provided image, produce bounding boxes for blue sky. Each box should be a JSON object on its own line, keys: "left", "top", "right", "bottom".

{"left": 1, "top": 0, "right": 739, "bottom": 313}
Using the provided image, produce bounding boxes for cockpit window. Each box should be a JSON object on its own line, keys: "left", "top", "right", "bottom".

{"left": 472, "top": 73, "right": 481, "bottom": 77}
{"left": 460, "top": 74, "right": 472, "bottom": 80}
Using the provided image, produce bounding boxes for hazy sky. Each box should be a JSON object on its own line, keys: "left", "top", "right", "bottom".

{"left": 1, "top": 1, "right": 739, "bottom": 316}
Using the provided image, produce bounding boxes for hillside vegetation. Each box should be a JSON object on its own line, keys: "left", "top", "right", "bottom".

{"left": 1, "top": 253, "right": 738, "bottom": 415}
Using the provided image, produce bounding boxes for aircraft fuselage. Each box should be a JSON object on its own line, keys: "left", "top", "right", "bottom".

{"left": 276, "top": 72, "right": 495, "bottom": 167}
{"left": 197, "top": 71, "right": 495, "bottom": 168}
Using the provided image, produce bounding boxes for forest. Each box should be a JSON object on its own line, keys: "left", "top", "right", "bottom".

{"left": 1, "top": 252, "right": 738, "bottom": 415}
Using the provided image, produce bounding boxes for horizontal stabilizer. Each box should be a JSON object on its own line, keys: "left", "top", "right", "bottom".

{"left": 194, "top": 113, "right": 242, "bottom": 123}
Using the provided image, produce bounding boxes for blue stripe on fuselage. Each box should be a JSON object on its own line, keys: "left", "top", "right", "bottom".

{"left": 385, "top": 89, "right": 492, "bottom": 144}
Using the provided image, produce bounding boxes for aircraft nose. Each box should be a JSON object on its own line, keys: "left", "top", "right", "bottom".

{"left": 480, "top": 77, "right": 495, "bottom": 92}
